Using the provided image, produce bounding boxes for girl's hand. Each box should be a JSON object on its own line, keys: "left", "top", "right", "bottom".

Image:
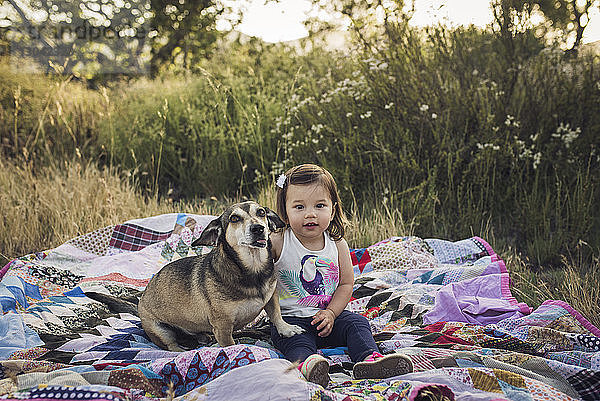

{"left": 312, "top": 308, "right": 336, "bottom": 337}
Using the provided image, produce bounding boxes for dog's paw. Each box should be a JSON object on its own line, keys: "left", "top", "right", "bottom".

{"left": 278, "top": 323, "right": 305, "bottom": 338}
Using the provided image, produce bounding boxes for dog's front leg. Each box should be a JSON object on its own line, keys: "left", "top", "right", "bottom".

{"left": 211, "top": 319, "right": 235, "bottom": 347}
{"left": 264, "top": 292, "right": 304, "bottom": 337}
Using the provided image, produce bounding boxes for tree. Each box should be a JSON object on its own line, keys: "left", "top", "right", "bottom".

{"left": 1, "top": 0, "right": 231, "bottom": 78}
{"left": 303, "top": 0, "right": 416, "bottom": 46}
{"left": 148, "top": 0, "right": 226, "bottom": 76}
{"left": 3, "top": 0, "right": 153, "bottom": 76}
{"left": 531, "top": 0, "right": 599, "bottom": 51}
{"left": 491, "top": 0, "right": 600, "bottom": 52}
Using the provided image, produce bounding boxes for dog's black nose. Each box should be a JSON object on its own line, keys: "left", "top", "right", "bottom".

{"left": 250, "top": 224, "right": 265, "bottom": 235}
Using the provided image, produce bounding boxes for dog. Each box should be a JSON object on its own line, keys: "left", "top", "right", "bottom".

{"left": 134, "top": 201, "right": 303, "bottom": 351}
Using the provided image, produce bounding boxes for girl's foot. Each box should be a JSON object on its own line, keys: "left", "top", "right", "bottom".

{"left": 353, "top": 351, "right": 413, "bottom": 379}
{"left": 299, "top": 354, "right": 330, "bottom": 388}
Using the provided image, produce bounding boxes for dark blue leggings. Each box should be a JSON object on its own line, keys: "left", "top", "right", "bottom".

{"left": 270, "top": 310, "right": 378, "bottom": 363}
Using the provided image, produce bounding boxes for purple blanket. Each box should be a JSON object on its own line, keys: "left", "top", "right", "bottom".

{"left": 422, "top": 268, "right": 532, "bottom": 325}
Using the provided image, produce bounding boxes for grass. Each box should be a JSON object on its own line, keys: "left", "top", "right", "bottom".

{"left": 0, "top": 159, "right": 211, "bottom": 266}
{"left": 1, "top": 30, "right": 599, "bottom": 268}
{"left": 506, "top": 246, "right": 600, "bottom": 327}
{"left": 1, "top": 159, "right": 598, "bottom": 328}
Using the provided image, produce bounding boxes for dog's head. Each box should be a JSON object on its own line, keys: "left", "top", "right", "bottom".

{"left": 191, "top": 201, "right": 285, "bottom": 249}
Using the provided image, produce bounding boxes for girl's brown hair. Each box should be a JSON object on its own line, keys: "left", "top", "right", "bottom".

{"left": 275, "top": 164, "right": 349, "bottom": 240}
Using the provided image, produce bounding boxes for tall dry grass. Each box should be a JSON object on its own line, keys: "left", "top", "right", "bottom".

{"left": 506, "top": 247, "right": 600, "bottom": 327}
{"left": 0, "top": 159, "right": 214, "bottom": 265}
{"left": 2, "top": 159, "right": 598, "bottom": 327}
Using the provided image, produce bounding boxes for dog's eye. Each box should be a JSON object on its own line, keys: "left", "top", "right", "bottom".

{"left": 229, "top": 215, "right": 241, "bottom": 223}
{"left": 256, "top": 208, "right": 266, "bottom": 217}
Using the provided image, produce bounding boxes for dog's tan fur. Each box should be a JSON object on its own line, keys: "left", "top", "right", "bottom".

{"left": 137, "top": 201, "right": 303, "bottom": 351}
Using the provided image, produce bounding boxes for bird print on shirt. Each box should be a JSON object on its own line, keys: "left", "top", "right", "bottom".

{"left": 278, "top": 254, "right": 339, "bottom": 309}
{"left": 300, "top": 254, "right": 326, "bottom": 295}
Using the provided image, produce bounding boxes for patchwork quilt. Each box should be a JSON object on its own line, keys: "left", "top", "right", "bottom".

{"left": 1, "top": 213, "right": 599, "bottom": 401}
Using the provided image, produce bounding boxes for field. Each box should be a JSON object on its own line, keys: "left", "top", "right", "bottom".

{"left": 1, "top": 24, "right": 599, "bottom": 326}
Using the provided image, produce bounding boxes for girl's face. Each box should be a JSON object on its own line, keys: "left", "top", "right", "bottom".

{"left": 285, "top": 182, "right": 334, "bottom": 246}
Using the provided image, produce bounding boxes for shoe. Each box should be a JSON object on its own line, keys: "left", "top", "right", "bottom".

{"left": 353, "top": 352, "right": 413, "bottom": 379}
{"left": 299, "top": 354, "right": 330, "bottom": 388}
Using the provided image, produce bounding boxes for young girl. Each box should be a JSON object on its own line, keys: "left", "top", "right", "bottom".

{"left": 270, "top": 164, "right": 413, "bottom": 387}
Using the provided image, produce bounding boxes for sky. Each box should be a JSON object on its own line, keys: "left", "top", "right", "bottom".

{"left": 236, "top": 0, "right": 600, "bottom": 45}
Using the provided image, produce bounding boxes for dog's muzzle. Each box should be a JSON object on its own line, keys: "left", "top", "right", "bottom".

{"left": 246, "top": 224, "right": 267, "bottom": 248}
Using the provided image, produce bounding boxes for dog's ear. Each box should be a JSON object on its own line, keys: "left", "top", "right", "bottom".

{"left": 192, "top": 217, "right": 222, "bottom": 246}
{"left": 265, "top": 208, "right": 286, "bottom": 231}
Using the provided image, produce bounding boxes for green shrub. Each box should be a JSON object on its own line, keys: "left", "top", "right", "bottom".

{"left": 272, "top": 24, "right": 600, "bottom": 265}
{"left": 97, "top": 43, "right": 345, "bottom": 199}
{"left": 0, "top": 59, "right": 106, "bottom": 164}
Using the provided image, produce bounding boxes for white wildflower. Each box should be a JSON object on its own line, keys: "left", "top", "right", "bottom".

{"left": 533, "top": 152, "right": 542, "bottom": 169}
{"left": 419, "top": 104, "right": 429, "bottom": 112}
{"left": 504, "top": 115, "right": 520, "bottom": 128}
{"left": 477, "top": 143, "right": 500, "bottom": 151}
{"left": 552, "top": 122, "right": 580, "bottom": 148}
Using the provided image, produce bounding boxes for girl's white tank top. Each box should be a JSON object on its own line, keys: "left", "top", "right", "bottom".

{"left": 274, "top": 228, "right": 340, "bottom": 317}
